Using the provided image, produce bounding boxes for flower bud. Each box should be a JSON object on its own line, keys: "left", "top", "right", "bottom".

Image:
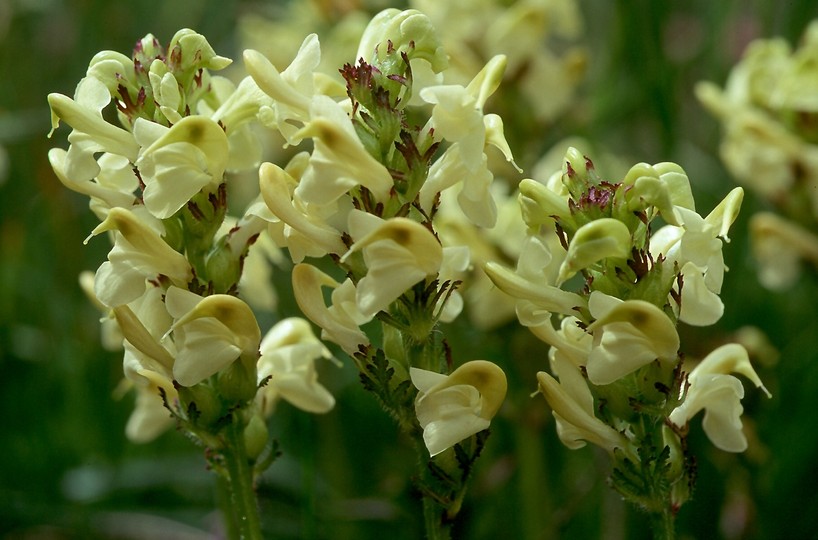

{"left": 243, "top": 412, "right": 269, "bottom": 461}
{"left": 205, "top": 236, "right": 242, "bottom": 294}
{"left": 217, "top": 353, "right": 259, "bottom": 403}
{"left": 518, "top": 178, "right": 571, "bottom": 227}
{"left": 167, "top": 29, "right": 232, "bottom": 73}
{"left": 356, "top": 9, "right": 448, "bottom": 72}
{"left": 558, "top": 218, "right": 631, "bottom": 283}
{"left": 177, "top": 382, "right": 222, "bottom": 428}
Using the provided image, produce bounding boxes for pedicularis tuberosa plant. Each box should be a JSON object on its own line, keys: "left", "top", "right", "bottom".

{"left": 485, "top": 149, "right": 770, "bottom": 538}
{"left": 47, "top": 6, "right": 768, "bottom": 540}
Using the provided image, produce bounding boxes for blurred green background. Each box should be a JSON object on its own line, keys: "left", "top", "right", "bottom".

{"left": 2, "top": 1, "right": 818, "bottom": 538}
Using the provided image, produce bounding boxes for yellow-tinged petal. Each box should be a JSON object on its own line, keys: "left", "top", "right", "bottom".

{"left": 343, "top": 215, "right": 443, "bottom": 318}
{"left": 244, "top": 49, "right": 312, "bottom": 113}
{"left": 171, "top": 294, "right": 261, "bottom": 356}
{"left": 440, "top": 360, "right": 507, "bottom": 419}
{"left": 705, "top": 187, "right": 744, "bottom": 242}
{"left": 113, "top": 304, "right": 175, "bottom": 371}
{"left": 295, "top": 115, "right": 394, "bottom": 204}
{"left": 142, "top": 116, "right": 229, "bottom": 179}
{"left": 89, "top": 207, "right": 192, "bottom": 283}
{"left": 537, "top": 370, "right": 627, "bottom": 453}
{"left": 467, "top": 55, "right": 507, "bottom": 109}
{"left": 411, "top": 360, "right": 507, "bottom": 456}
{"left": 484, "top": 261, "right": 585, "bottom": 315}
{"left": 689, "top": 343, "right": 771, "bottom": 397}
{"left": 587, "top": 298, "right": 679, "bottom": 358}
{"left": 654, "top": 162, "right": 695, "bottom": 211}
{"left": 586, "top": 292, "right": 680, "bottom": 385}
{"left": 258, "top": 162, "right": 345, "bottom": 256}
{"left": 47, "top": 91, "right": 139, "bottom": 161}
{"left": 292, "top": 263, "right": 370, "bottom": 355}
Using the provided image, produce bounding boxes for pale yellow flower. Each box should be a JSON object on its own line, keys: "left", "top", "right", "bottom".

{"left": 256, "top": 318, "right": 336, "bottom": 416}
{"left": 585, "top": 291, "right": 679, "bottom": 385}
{"left": 669, "top": 344, "right": 770, "bottom": 452}
{"left": 342, "top": 210, "right": 443, "bottom": 319}
{"left": 537, "top": 355, "right": 627, "bottom": 453}
{"left": 292, "top": 263, "right": 370, "bottom": 355}
{"left": 88, "top": 207, "right": 192, "bottom": 307}
{"left": 165, "top": 287, "right": 261, "bottom": 387}
{"left": 412, "top": 360, "right": 507, "bottom": 456}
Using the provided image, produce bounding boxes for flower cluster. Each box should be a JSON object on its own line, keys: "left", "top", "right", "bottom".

{"left": 47, "top": 30, "right": 337, "bottom": 457}
{"left": 239, "top": 9, "right": 515, "bottom": 528}
{"left": 241, "top": 6, "right": 510, "bottom": 454}
{"left": 698, "top": 20, "right": 818, "bottom": 289}
{"left": 486, "top": 148, "right": 769, "bottom": 515}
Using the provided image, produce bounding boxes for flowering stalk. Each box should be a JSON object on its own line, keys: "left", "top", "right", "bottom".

{"left": 697, "top": 20, "right": 818, "bottom": 289}
{"left": 48, "top": 30, "right": 338, "bottom": 538}
{"left": 487, "top": 148, "right": 769, "bottom": 537}
{"left": 246, "top": 9, "right": 513, "bottom": 536}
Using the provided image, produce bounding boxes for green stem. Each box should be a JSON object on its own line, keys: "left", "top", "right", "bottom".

{"left": 216, "top": 473, "right": 240, "bottom": 540}
{"left": 422, "top": 492, "right": 451, "bottom": 540}
{"left": 222, "top": 414, "right": 263, "bottom": 540}
{"left": 415, "top": 439, "right": 452, "bottom": 540}
{"left": 649, "top": 507, "right": 676, "bottom": 540}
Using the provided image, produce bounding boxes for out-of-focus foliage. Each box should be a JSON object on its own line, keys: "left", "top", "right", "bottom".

{"left": 2, "top": 1, "right": 818, "bottom": 538}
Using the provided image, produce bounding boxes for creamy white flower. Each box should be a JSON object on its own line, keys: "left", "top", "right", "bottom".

{"left": 135, "top": 116, "right": 229, "bottom": 219}
{"left": 114, "top": 286, "right": 177, "bottom": 442}
{"left": 123, "top": 353, "right": 177, "bottom": 443}
{"left": 204, "top": 75, "right": 273, "bottom": 171}
{"left": 257, "top": 161, "right": 346, "bottom": 262}
{"left": 244, "top": 33, "right": 320, "bottom": 146}
{"left": 537, "top": 354, "right": 627, "bottom": 453}
{"left": 697, "top": 82, "right": 805, "bottom": 200}
{"left": 342, "top": 210, "right": 443, "bottom": 319}
{"left": 49, "top": 150, "right": 138, "bottom": 218}
{"left": 412, "top": 360, "right": 507, "bottom": 456}
{"left": 650, "top": 188, "right": 743, "bottom": 326}
{"left": 585, "top": 291, "right": 679, "bottom": 385}
{"left": 48, "top": 76, "right": 140, "bottom": 164}
{"left": 485, "top": 235, "right": 584, "bottom": 321}
{"left": 256, "top": 317, "right": 336, "bottom": 416}
{"left": 295, "top": 96, "right": 394, "bottom": 206}
{"left": 292, "top": 263, "right": 370, "bottom": 355}
{"left": 418, "top": 55, "right": 517, "bottom": 227}
{"left": 88, "top": 207, "right": 192, "bottom": 307}
{"left": 165, "top": 287, "right": 261, "bottom": 387}
{"left": 669, "top": 344, "right": 770, "bottom": 452}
